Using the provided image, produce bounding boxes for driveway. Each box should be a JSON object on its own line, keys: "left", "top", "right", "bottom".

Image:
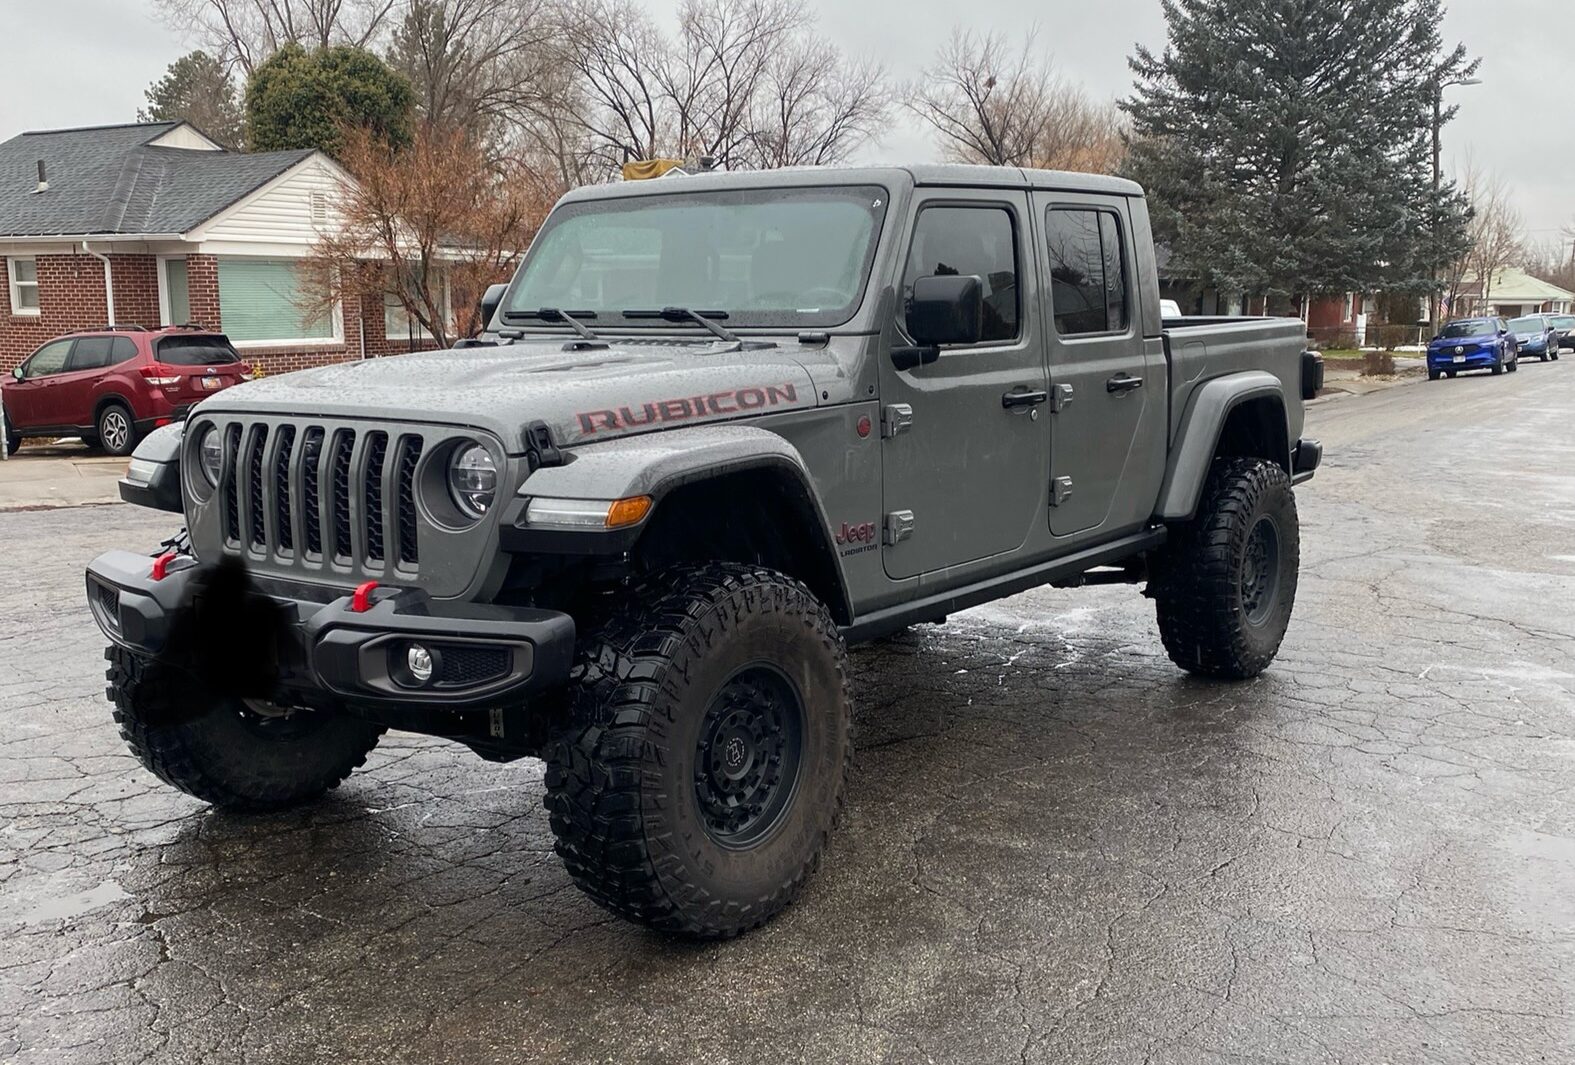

{"left": 2, "top": 366, "right": 1573, "bottom": 1063}
{"left": 0, "top": 441, "right": 125, "bottom": 510}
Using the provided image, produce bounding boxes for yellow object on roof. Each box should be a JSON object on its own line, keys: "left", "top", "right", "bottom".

{"left": 621, "top": 159, "right": 685, "bottom": 181}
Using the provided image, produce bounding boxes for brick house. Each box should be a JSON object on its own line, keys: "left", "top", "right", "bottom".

{"left": 0, "top": 121, "right": 441, "bottom": 378}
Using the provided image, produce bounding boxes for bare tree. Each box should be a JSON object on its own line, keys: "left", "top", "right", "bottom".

{"left": 155, "top": 0, "right": 398, "bottom": 74}
{"left": 1446, "top": 161, "right": 1524, "bottom": 317}
{"left": 386, "top": 0, "right": 558, "bottom": 140}
{"left": 906, "top": 27, "right": 1124, "bottom": 173}
{"left": 742, "top": 44, "right": 891, "bottom": 169}
{"left": 303, "top": 123, "right": 559, "bottom": 349}
{"left": 548, "top": 0, "right": 891, "bottom": 179}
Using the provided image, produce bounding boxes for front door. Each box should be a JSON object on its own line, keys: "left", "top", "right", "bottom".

{"left": 7, "top": 339, "right": 74, "bottom": 428}
{"left": 1036, "top": 197, "right": 1161, "bottom": 539}
{"left": 878, "top": 192, "right": 1050, "bottom": 580}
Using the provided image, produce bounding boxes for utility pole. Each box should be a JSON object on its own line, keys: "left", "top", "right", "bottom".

{"left": 1430, "top": 74, "right": 1481, "bottom": 331}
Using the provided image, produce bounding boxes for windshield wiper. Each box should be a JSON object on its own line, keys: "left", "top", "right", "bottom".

{"left": 621, "top": 307, "right": 776, "bottom": 351}
{"left": 499, "top": 308, "right": 608, "bottom": 349}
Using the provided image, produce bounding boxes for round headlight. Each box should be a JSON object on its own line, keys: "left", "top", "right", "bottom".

{"left": 448, "top": 444, "right": 497, "bottom": 518}
{"left": 197, "top": 426, "right": 223, "bottom": 486}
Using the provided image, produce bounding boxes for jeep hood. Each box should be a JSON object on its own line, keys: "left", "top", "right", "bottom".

{"left": 196, "top": 339, "right": 822, "bottom": 453}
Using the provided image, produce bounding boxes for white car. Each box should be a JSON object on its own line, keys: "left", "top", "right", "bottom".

{"left": 1161, "top": 299, "right": 1183, "bottom": 318}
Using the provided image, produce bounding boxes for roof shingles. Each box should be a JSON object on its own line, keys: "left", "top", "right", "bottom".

{"left": 0, "top": 122, "right": 311, "bottom": 238}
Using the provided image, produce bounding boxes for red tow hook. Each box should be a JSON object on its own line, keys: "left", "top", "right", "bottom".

{"left": 150, "top": 552, "right": 178, "bottom": 581}
{"left": 350, "top": 580, "right": 380, "bottom": 613}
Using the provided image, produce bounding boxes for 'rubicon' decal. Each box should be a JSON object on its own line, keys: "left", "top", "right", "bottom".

{"left": 576, "top": 383, "right": 801, "bottom": 436}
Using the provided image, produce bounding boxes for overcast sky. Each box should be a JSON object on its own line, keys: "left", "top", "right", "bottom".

{"left": 2, "top": 0, "right": 1569, "bottom": 249}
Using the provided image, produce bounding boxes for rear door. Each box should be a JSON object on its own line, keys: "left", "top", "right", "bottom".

{"left": 59, "top": 336, "right": 120, "bottom": 427}
{"left": 878, "top": 190, "right": 1050, "bottom": 580}
{"left": 6, "top": 339, "right": 74, "bottom": 427}
{"left": 1036, "top": 195, "right": 1165, "bottom": 540}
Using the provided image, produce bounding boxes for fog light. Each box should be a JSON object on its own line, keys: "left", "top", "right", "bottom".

{"left": 407, "top": 644, "right": 434, "bottom": 685}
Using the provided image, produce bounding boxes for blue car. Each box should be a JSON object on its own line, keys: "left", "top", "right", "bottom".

{"left": 1509, "top": 315, "right": 1562, "bottom": 362}
{"left": 1427, "top": 317, "right": 1518, "bottom": 380}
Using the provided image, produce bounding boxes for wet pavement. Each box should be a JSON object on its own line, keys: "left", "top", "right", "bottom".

{"left": 3, "top": 364, "right": 1574, "bottom": 1064}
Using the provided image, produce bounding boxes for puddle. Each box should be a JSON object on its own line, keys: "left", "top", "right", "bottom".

{"left": 17, "top": 880, "right": 131, "bottom": 925}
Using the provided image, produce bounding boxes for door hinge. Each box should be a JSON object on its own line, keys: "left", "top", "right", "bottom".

{"left": 883, "top": 510, "right": 916, "bottom": 545}
{"left": 881, "top": 403, "right": 914, "bottom": 438}
{"left": 1051, "top": 383, "right": 1075, "bottom": 413}
{"left": 1050, "top": 476, "right": 1074, "bottom": 507}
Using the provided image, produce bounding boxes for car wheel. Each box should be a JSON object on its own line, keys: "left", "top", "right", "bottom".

{"left": 96, "top": 402, "right": 137, "bottom": 456}
{"left": 545, "top": 563, "right": 853, "bottom": 939}
{"left": 1152, "top": 458, "right": 1300, "bottom": 680}
{"left": 2, "top": 407, "right": 19, "bottom": 455}
{"left": 1492, "top": 349, "right": 1505, "bottom": 374}
{"left": 1428, "top": 368, "right": 1441, "bottom": 381}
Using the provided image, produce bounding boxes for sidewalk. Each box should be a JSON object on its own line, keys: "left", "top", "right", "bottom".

{"left": 0, "top": 442, "right": 126, "bottom": 510}
{"left": 1309, "top": 355, "right": 1426, "bottom": 406}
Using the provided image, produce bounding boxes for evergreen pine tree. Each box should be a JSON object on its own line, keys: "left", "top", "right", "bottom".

{"left": 1122, "top": 0, "right": 1475, "bottom": 305}
{"left": 138, "top": 51, "right": 245, "bottom": 148}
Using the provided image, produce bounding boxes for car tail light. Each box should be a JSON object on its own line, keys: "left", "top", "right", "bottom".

{"left": 139, "top": 363, "right": 181, "bottom": 386}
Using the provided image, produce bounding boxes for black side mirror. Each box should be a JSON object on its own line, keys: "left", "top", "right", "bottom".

{"left": 478, "top": 283, "right": 508, "bottom": 333}
{"left": 893, "top": 274, "right": 984, "bottom": 370}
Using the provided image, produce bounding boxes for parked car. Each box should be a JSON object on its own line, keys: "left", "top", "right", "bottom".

{"left": 2, "top": 326, "right": 251, "bottom": 456}
{"left": 1508, "top": 315, "right": 1561, "bottom": 363}
{"left": 1160, "top": 298, "right": 1184, "bottom": 318}
{"left": 1543, "top": 313, "right": 1575, "bottom": 351}
{"left": 1426, "top": 317, "right": 1519, "bottom": 380}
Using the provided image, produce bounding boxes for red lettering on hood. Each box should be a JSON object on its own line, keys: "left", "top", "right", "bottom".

{"left": 577, "top": 382, "right": 800, "bottom": 436}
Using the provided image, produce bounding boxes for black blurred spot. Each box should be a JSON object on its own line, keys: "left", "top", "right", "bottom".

{"left": 155, "top": 556, "right": 291, "bottom": 719}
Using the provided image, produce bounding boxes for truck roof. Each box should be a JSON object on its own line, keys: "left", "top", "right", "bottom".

{"left": 559, "top": 163, "right": 1144, "bottom": 205}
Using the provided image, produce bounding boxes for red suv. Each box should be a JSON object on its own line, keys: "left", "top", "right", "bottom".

{"left": 3, "top": 326, "right": 251, "bottom": 456}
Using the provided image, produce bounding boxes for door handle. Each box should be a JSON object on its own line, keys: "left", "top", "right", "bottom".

{"left": 1106, "top": 374, "right": 1144, "bottom": 394}
{"left": 1002, "top": 388, "right": 1049, "bottom": 409}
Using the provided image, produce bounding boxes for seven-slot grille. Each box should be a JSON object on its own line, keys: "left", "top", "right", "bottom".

{"left": 216, "top": 421, "right": 425, "bottom": 572}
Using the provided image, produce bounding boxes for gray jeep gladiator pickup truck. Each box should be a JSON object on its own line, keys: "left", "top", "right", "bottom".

{"left": 86, "top": 164, "right": 1322, "bottom": 938}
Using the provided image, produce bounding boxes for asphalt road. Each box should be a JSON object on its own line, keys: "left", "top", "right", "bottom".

{"left": 3, "top": 363, "right": 1574, "bottom": 1064}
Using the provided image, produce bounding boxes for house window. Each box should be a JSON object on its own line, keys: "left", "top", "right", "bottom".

{"left": 162, "top": 258, "right": 191, "bottom": 325}
{"left": 383, "top": 268, "right": 449, "bottom": 341}
{"left": 217, "top": 259, "right": 335, "bottom": 344}
{"left": 8, "top": 257, "right": 39, "bottom": 315}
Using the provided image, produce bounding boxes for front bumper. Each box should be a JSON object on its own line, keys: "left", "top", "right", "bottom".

{"left": 84, "top": 550, "right": 575, "bottom": 709}
{"left": 1428, "top": 348, "right": 1498, "bottom": 369}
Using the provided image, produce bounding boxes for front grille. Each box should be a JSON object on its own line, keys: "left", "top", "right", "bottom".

{"left": 215, "top": 419, "right": 425, "bottom": 576}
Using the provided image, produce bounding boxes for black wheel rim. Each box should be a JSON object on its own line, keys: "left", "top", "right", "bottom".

{"left": 693, "top": 664, "right": 805, "bottom": 849}
{"left": 1241, "top": 516, "right": 1282, "bottom": 627}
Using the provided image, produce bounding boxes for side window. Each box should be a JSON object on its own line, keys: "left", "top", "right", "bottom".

{"left": 67, "top": 337, "right": 115, "bottom": 371}
{"left": 110, "top": 336, "right": 139, "bottom": 365}
{"left": 902, "top": 205, "right": 1019, "bottom": 343}
{"left": 23, "top": 340, "right": 72, "bottom": 378}
{"left": 1046, "top": 208, "right": 1130, "bottom": 336}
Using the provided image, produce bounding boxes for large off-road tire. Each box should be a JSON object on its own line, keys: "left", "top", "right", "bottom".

{"left": 1152, "top": 458, "right": 1300, "bottom": 680}
{"left": 545, "top": 563, "right": 853, "bottom": 939}
{"left": 106, "top": 645, "right": 385, "bottom": 811}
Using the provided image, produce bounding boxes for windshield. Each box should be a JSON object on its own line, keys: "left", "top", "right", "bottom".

{"left": 1509, "top": 317, "right": 1542, "bottom": 333}
{"left": 503, "top": 185, "right": 889, "bottom": 330}
{"left": 1440, "top": 320, "right": 1494, "bottom": 338}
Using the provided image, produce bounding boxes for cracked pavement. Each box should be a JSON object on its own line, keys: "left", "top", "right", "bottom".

{"left": 3, "top": 367, "right": 1574, "bottom": 1064}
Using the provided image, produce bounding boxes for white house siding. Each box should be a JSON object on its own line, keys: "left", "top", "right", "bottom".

{"left": 147, "top": 126, "right": 223, "bottom": 151}
{"left": 195, "top": 156, "right": 347, "bottom": 257}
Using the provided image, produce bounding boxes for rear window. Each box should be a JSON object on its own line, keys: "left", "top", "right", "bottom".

{"left": 156, "top": 335, "right": 240, "bottom": 365}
